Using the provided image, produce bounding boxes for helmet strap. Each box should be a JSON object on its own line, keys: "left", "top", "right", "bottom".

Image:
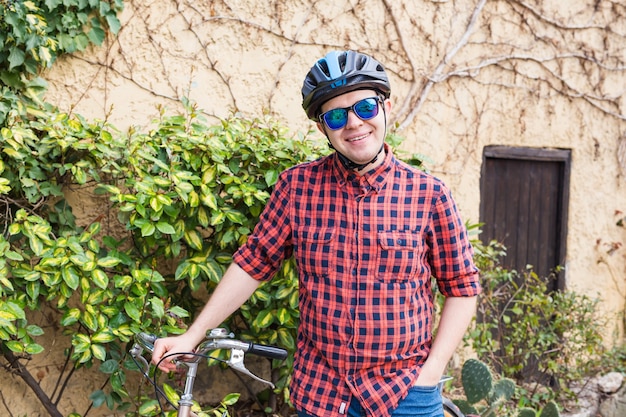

{"left": 333, "top": 144, "right": 385, "bottom": 171}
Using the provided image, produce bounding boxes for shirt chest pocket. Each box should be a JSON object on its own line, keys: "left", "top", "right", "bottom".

{"left": 293, "top": 227, "right": 336, "bottom": 276}
{"left": 376, "top": 231, "right": 423, "bottom": 281}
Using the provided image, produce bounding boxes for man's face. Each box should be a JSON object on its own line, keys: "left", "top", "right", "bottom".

{"left": 317, "top": 89, "right": 392, "bottom": 173}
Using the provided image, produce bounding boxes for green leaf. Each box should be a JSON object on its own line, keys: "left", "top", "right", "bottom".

{"left": 82, "top": 310, "right": 98, "bottom": 331}
{"left": 156, "top": 221, "right": 176, "bottom": 235}
{"left": 8, "top": 48, "right": 25, "bottom": 70}
{"left": 91, "top": 343, "right": 107, "bottom": 361}
{"left": 105, "top": 14, "right": 121, "bottom": 34}
{"left": 4, "top": 250, "right": 24, "bottom": 261}
{"left": 99, "top": 359, "right": 119, "bottom": 374}
{"left": 184, "top": 229, "right": 203, "bottom": 251}
{"left": 138, "top": 399, "right": 161, "bottom": 416}
{"left": 25, "top": 343, "right": 45, "bottom": 354}
{"left": 62, "top": 266, "right": 80, "bottom": 290}
{"left": 92, "top": 330, "right": 115, "bottom": 344}
{"left": 275, "top": 285, "right": 293, "bottom": 300}
{"left": 72, "top": 333, "right": 91, "bottom": 353}
{"left": 2, "top": 301, "right": 26, "bottom": 320}
{"left": 5, "top": 340, "right": 25, "bottom": 353}
{"left": 167, "top": 306, "right": 189, "bottom": 319}
{"left": 26, "top": 281, "right": 40, "bottom": 300}
{"left": 39, "top": 256, "right": 65, "bottom": 269}
{"left": 210, "top": 211, "right": 226, "bottom": 226}
{"left": 253, "top": 309, "right": 274, "bottom": 329}
{"left": 87, "top": 25, "right": 105, "bottom": 45}
{"left": 29, "top": 236, "right": 44, "bottom": 256}
{"left": 89, "top": 390, "right": 106, "bottom": 408}
{"left": 97, "top": 256, "right": 121, "bottom": 268}
{"left": 222, "top": 392, "right": 240, "bottom": 406}
{"left": 276, "top": 307, "right": 291, "bottom": 325}
{"left": 124, "top": 301, "right": 141, "bottom": 322}
{"left": 26, "top": 325, "right": 44, "bottom": 337}
{"left": 61, "top": 308, "right": 81, "bottom": 326}
{"left": 277, "top": 328, "right": 295, "bottom": 350}
{"left": 91, "top": 269, "right": 109, "bottom": 289}
{"left": 140, "top": 222, "right": 155, "bottom": 237}
{"left": 162, "top": 382, "right": 180, "bottom": 404}
{"left": 264, "top": 169, "right": 279, "bottom": 186}
{"left": 200, "top": 191, "right": 218, "bottom": 210}
{"left": 225, "top": 210, "right": 246, "bottom": 225}
{"left": 150, "top": 296, "right": 165, "bottom": 318}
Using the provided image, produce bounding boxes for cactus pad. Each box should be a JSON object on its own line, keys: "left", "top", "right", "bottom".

{"left": 489, "top": 377, "right": 516, "bottom": 403}
{"left": 539, "top": 401, "right": 560, "bottom": 417}
{"left": 518, "top": 407, "right": 537, "bottom": 417}
{"left": 461, "top": 358, "right": 493, "bottom": 404}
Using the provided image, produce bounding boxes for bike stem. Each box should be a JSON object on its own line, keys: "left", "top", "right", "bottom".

{"left": 178, "top": 361, "right": 199, "bottom": 417}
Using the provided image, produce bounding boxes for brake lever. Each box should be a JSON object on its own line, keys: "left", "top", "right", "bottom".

{"left": 226, "top": 348, "right": 276, "bottom": 389}
{"left": 129, "top": 342, "right": 151, "bottom": 377}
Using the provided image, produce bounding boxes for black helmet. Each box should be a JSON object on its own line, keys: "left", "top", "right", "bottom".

{"left": 301, "top": 50, "right": 391, "bottom": 121}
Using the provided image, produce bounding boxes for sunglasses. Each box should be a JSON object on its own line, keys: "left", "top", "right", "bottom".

{"left": 319, "top": 96, "right": 382, "bottom": 130}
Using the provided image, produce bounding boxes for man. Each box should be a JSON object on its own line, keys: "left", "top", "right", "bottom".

{"left": 152, "top": 50, "right": 481, "bottom": 417}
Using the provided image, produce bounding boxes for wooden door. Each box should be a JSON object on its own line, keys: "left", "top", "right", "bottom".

{"left": 479, "top": 146, "right": 571, "bottom": 290}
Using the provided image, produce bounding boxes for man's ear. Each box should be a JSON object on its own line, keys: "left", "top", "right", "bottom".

{"left": 316, "top": 121, "right": 325, "bottom": 135}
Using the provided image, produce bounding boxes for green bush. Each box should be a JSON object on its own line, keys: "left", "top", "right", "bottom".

{"left": 0, "top": 97, "right": 329, "bottom": 415}
{"left": 467, "top": 237, "right": 608, "bottom": 409}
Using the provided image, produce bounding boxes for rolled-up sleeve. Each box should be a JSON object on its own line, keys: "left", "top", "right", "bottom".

{"left": 429, "top": 185, "right": 481, "bottom": 297}
{"left": 233, "top": 171, "right": 294, "bottom": 282}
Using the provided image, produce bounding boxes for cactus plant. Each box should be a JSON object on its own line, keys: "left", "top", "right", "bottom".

{"left": 454, "top": 359, "right": 561, "bottom": 417}
{"left": 539, "top": 401, "right": 560, "bottom": 417}
{"left": 518, "top": 407, "right": 537, "bottom": 417}
{"left": 489, "top": 378, "right": 516, "bottom": 404}
{"left": 462, "top": 358, "right": 493, "bottom": 404}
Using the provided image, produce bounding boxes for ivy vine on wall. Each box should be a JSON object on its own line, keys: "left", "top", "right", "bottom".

{"left": 0, "top": 0, "right": 123, "bottom": 123}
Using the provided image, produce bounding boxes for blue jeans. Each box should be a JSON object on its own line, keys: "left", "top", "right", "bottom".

{"left": 296, "top": 385, "right": 444, "bottom": 417}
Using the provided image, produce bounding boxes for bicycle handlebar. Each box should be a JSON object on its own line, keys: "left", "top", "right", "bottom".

{"left": 130, "top": 328, "right": 288, "bottom": 417}
{"left": 134, "top": 329, "right": 288, "bottom": 361}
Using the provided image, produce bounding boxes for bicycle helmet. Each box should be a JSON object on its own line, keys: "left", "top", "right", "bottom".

{"left": 302, "top": 50, "right": 391, "bottom": 121}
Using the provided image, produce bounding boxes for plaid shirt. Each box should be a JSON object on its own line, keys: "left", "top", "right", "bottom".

{"left": 233, "top": 146, "right": 480, "bottom": 417}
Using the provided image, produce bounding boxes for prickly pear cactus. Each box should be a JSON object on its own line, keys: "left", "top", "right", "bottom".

{"left": 461, "top": 358, "right": 493, "bottom": 404}
{"left": 539, "top": 401, "right": 560, "bottom": 417}
{"left": 518, "top": 407, "right": 537, "bottom": 417}
{"left": 489, "top": 378, "right": 516, "bottom": 403}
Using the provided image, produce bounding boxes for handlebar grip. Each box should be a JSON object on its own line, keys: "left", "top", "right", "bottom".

{"left": 247, "top": 343, "right": 288, "bottom": 360}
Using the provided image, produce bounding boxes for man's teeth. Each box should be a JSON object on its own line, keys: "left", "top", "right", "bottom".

{"left": 348, "top": 134, "right": 368, "bottom": 142}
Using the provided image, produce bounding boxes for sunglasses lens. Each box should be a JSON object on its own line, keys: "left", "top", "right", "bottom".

{"left": 323, "top": 109, "right": 348, "bottom": 130}
{"left": 320, "top": 97, "right": 381, "bottom": 130}
{"left": 353, "top": 98, "right": 379, "bottom": 120}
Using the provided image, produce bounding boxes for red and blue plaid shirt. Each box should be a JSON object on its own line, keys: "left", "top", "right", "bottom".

{"left": 234, "top": 146, "right": 480, "bottom": 417}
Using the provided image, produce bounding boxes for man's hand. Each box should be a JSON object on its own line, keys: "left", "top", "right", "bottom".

{"left": 151, "top": 333, "right": 199, "bottom": 373}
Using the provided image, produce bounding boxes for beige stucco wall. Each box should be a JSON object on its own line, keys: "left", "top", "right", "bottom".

{"left": 8, "top": 0, "right": 624, "bottom": 415}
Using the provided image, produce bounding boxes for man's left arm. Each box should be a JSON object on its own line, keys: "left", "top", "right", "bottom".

{"left": 414, "top": 295, "right": 478, "bottom": 386}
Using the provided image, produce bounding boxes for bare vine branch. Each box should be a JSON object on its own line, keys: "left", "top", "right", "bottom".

{"left": 395, "top": 0, "right": 488, "bottom": 131}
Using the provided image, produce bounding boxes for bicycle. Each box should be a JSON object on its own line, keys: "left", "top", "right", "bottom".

{"left": 130, "top": 329, "right": 464, "bottom": 417}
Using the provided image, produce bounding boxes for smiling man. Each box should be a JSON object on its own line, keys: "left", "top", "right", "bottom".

{"left": 152, "top": 50, "right": 481, "bottom": 417}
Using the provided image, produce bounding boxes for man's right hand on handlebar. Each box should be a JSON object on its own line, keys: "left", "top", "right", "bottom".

{"left": 151, "top": 332, "right": 203, "bottom": 373}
